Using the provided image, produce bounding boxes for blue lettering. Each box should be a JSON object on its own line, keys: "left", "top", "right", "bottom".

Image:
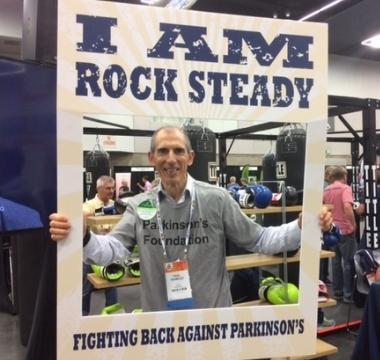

{"left": 223, "top": 29, "right": 313, "bottom": 69}
{"left": 130, "top": 66, "right": 152, "bottom": 100}
{"left": 76, "top": 15, "right": 117, "bottom": 54}
{"left": 76, "top": 62, "right": 101, "bottom": 96}
{"left": 103, "top": 64, "right": 127, "bottom": 98}
{"left": 229, "top": 73, "right": 248, "bottom": 105}
{"left": 188, "top": 70, "right": 205, "bottom": 103}
{"left": 147, "top": 23, "right": 218, "bottom": 62}
{"left": 207, "top": 72, "right": 227, "bottom": 104}
{"left": 294, "top": 77, "right": 314, "bottom": 108}
{"left": 250, "top": 75, "right": 271, "bottom": 107}
{"left": 154, "top": 68, "right": 178, "bottom": 101}
{"left": 273, "top": 76, "right": 294, "bottom": 107}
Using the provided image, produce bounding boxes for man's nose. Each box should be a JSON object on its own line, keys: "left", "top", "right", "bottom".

{"left": 166, "top": 150, "right": 176, "bottom": 161}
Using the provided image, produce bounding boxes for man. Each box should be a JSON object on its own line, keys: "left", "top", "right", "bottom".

{"left": 323, "top": 166, "right": 356, "bottom": 303}
{"left": 83, "top": 175, "right": 116, "bottom": 215}
{"left": 226, "top": 176, "right": 237, "bottom": 190}
{"left": 50, "top": 126, "right": 332, "bottom": 312}
{"left": 82, "top": 175, "right": 118, "bottom": 315}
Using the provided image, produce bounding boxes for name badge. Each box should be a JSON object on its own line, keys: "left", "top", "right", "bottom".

{"left": 164, "top": 259, "right": 194, "bottom": 310}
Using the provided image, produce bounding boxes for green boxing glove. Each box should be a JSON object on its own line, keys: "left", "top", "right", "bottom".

{"left": 101, "top": 303, "right": 125, "bottom": 315}
{"left": 91, "top": 262, "right": 125, "bottom": 282}
{"left": 124, "top": 245, "right": 141, "bottom": 277}
{"left": 259, "top": 277, "right": 299, "bottom": 305}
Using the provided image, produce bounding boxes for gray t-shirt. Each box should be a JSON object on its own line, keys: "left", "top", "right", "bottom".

{"left": 84, "top": 177, "right": 301, "bottom": 312}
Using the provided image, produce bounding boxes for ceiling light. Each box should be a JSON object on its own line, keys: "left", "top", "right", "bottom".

{"left": 298, "top": 0, "right": 345, "bottom": 21}
{"left": 140, "top": 0, "right": 198, "bottom": 9}
{"left": 140, "top": 0, "right": 160, "bottom": 4}
{"left": 361, "top": 34, "right": 380, "bottom": 49}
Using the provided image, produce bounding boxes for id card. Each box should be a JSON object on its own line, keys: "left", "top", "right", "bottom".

{"left": 164, "top": 259, "right": 194, "bottom": 309}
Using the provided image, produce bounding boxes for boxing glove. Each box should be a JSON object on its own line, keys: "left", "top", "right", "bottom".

{"left": 259, "top": 277, "right": 299, "bottom": 305}
{"left": 322, "top": 224, "right": 341, "bottom": 247}
{"left": 124, "top": 245, "right": 141, "bottom": 277}
{"left": 248, "top": 185, "right": 273, "bottom": 209}
{"left": 91, "top": 262, "right": 125, "bottom": 281}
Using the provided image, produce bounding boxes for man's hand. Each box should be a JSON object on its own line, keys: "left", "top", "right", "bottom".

{"left": 319, "top": 206, "right": 333, "bottom": 232}
{"left": 49, "top": 213, "right": 71, "bottom": 241}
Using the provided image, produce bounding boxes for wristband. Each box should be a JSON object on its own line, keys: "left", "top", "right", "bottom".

{"left": 83, "top": 226, "right": 91, "bottom": 247}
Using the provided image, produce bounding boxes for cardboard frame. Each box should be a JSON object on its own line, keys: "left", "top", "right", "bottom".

{"left": 57, "top": 1, "right": 328, "bottom": 358}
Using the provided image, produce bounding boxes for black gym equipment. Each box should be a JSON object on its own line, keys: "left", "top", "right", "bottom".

{"left": 84, "top": 148, "right": 111, "bottom": 201}
{"left": 275, "top": 123, "right": 306, "bottom": 204}
{"left": 183, "top": 124, "right": 217, "bottom": 183}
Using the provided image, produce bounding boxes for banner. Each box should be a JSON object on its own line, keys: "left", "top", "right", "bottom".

{"left": 57, "top": 1, "right": 328, "bottom": 358}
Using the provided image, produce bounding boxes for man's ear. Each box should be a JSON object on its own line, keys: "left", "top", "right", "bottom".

{"left": 187, "top": 150, "right": 195, "bottom": 166}
{"left": 148, "top": 152, "right": 155, "bottom": 165}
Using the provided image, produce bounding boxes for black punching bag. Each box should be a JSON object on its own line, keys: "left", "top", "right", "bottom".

{"left": 261, "top": 152, "right": 278, "bottom": 193}
{"left": 84, "top": 150, "right": 110, "bottom": 200}
{"left": 276, "top": 124, "right": 306, "bottom": 204}
{"left": 183, "top": 125, "right": 216, "bottom": 183}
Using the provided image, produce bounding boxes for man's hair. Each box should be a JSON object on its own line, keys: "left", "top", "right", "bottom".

{"left": 324, "top": 165, "right": 336, "bottom": 184}
{"left": 329, "top": 166, "right": 347, "bottom": 181}
{"left": 150, "top": 125, "right": 193, "bottom": 153}
{"left": 96, "top": 175, "right": 115, "bottom": 189}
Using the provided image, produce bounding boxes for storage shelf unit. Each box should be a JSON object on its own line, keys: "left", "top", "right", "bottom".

{"left": 87, "top": 250, "right": 334, "bottom": 289}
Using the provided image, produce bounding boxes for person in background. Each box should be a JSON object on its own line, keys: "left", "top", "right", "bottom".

{"left": 320, "top": 165, "right": 335, "bottom": 285}
{"left": 240, "top": 178, "right": 248, "bottom": 187}
{"left": 82, "top": 175, "right": 118, "bottom": 316}
{"left": 118, "top": 178, "right": 130, "bottom": 198}
{"left": 50, "top": 126, "right": 333, "bottom": 312}
{"left": 227, "top": 176, "right": 238, "bottom": 190}
{"left": 318, "top": 166, "right": 337, "bottom": 329}
{"left": 323, "top": 166, "right": 357, "bottom": 303}
{"left": 137, "top": 175, "right": 152, "bottom": 193}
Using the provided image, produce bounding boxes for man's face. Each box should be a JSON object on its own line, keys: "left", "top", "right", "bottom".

{"left": 148, "top": 129, "right": 194, "bottom": 189}
{"left": 97, "top": 182, "right": 115, "bottom": 202}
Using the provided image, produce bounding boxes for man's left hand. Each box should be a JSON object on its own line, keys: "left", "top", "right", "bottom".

{"left": 319, "top": 206, "right": 333, "bottom": 232}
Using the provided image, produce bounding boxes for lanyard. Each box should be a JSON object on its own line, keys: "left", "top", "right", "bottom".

{"left": 155, "top": 191, "right": 195, "bottom": 260}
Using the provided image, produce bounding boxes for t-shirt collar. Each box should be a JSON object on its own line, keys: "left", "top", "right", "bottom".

{"left": 158, "top": 175, "right": 194, "bottom": 204}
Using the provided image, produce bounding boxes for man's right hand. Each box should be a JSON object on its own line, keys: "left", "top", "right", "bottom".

{"left": 49, "top": 213, "right": 71, "bottom": 241}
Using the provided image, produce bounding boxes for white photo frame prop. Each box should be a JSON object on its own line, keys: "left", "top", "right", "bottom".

{"left": 57, "top": 1, "right": 328, "bottom": 359}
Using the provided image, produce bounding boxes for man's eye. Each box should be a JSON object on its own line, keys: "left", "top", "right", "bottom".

{"left": 174, "top": 149, "right": 185, "bottom": 155}
{"left": 157, "top": 149, "right": 168, "bottom": 155}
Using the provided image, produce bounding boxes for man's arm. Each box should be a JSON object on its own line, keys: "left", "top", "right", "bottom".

{"left": 343, "top": 202, "right": 357, "bottom": 232}
{"left": 222, "top": 190, "right": 332, "bottom": 254}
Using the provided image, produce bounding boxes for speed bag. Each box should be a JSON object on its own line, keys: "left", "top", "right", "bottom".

{"left": 183, "top": 125, "right": 216, "bottom": 183}
{"left": 275, "top": 124, "right": 306, "bottom": 203}
{"left": 84, "top": 151, "right": 110, "bottom": 200}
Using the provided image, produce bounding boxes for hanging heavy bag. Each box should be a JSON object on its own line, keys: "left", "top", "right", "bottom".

{"left": 276, "top": 123, "right": 306, "bottom": 205}
{"left": 183, "top": 124, "right": 216, "bottom": 183}
{"left": 84, "top": 150, "right": 111, "bottom": 200}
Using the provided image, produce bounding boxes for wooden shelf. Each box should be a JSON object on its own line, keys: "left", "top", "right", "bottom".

{"left": 88, "top": 273, "right": 141, "bottom": 289}
{"left": 241, "top": 205, "right": 302, "bottom": 215}
{"left": 86, "top": 215, "right": 123, "bottom": 234}
{"left": 271, "top": 339, "right": 338, "bottom": 359}
{"left": 233, "top": 297, "right": 337, "bottom": 309}
{"left": 225, "top": 250, "right": 334, "bottom": 271}
{"left": 318, "top": 297, "right": 337, "bottom": 309}
{"left": 87, "top": 250, "right": 335, "bottom": 289}
{"left": 86, "top": 215, "right": 122, "bottom": 227}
